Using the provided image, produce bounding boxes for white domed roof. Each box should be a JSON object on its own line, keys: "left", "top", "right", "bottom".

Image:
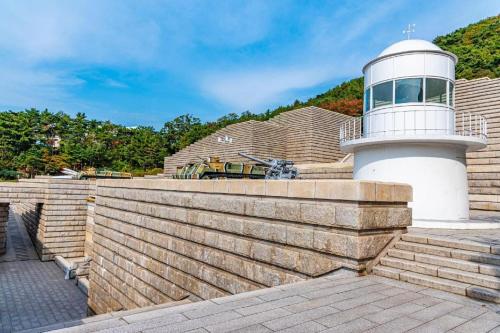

{"left": 378, "top": 39, "right": 442, "bottom": 57}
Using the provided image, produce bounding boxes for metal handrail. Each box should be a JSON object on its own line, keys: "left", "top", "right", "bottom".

{"left": 340, "top": 110, "right": 487, "bottom": 143}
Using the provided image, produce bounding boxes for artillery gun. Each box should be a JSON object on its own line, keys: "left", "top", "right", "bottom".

{"left": 238, "top": 152, "right": 298, "bottom": 180}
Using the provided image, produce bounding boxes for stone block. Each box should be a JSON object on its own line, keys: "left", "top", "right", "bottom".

{"left": 227, "top": 180, "right": 246, "bottom": 195}
{"left": 275, "top": 200, "right": 300, "bottom": 221}
{"left": 388, "top": 249, "right": 415, "bottom": 261}
{"left": 244, "top": 180, "right": 266, "bottom": 196}
{"left": 286, "top": 227, "right": 313, "bottom": 248}
{"left": 300, "top": 203, "right": 335, "bottom": 226}
{"left": 213, "top": 180, "right": 229, "bottom": 193}
{"left": 199, "top": 180, "right": 215, "bottom": 193}
{"left": 394, "top": 183, "right": 413, "bottom": 202}
{"left": 312, "top": 231, "right": 347, "bottom": 256}
{"left": 250, "top": 200, "right": 276, "bottom": 219}
{"left": 287, "top": 180, "right": 315, "bottom": 198}
{"left": 466, "top": 286, "right": 500, "bottom": 303}
{"left": 479, "top": 264, "right": 500, "bottom": 277}
{"left": 348, "top": 233, "right": 394, "bottom": 259}
{"left": 265, "top": 181, "right": 288, "bottom": 197}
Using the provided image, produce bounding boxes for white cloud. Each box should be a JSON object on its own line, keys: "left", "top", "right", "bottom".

{"left": 0, "top": 62, "right": 82, "bottom": 110}
{"left": 200, "top": 63, "right": 354, "bottom": 111}
{"left": 0, "top": 0, "right": 498, "bottom": 123}
{"left": 104, "top": 79, "right": 128, "bottom": 89}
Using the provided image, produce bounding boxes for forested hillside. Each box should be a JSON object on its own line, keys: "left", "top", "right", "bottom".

{"left": 0, "top": 110, "right": 167, "bottom": 178}
{"left": 434, "top": 15, "right": 499, "bottom": 79}
{"left": 0, "top": 15, "right": 497, "bottom": 179}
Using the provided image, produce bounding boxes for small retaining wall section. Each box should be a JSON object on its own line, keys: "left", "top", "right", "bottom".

{"left": 297, "top": 162, "right": 354, "bottom": 180}
{"left": 89, "top": 178, "right": 412, "bottom": 314}
{"left": 0, "top": 203, "right": 9, "bottom": 254}
{"left": 1, "top": 178, "right": 95, "bottom": 261}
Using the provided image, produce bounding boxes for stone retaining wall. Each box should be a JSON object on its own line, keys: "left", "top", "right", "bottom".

{"left": 1, "top": 178, "right": 95, "bottom": 261}
{"left": 0, "top": 203, "right": 9, "bottom": 254}
{"left": 89, "top": 178, "right": 412, "bottom": 314}
{"left": 85, "top": 197, "right": 95, "bottom": 258}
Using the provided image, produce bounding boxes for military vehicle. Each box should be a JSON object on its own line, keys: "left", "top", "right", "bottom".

{"left": 173, "top": 154, "right": 298, "bottom": 180}
{"left": 173, "top": 156, "right": 266, "bottom": 179}
{"left": 61, "top": 168, "right": 132, "bottom": 179}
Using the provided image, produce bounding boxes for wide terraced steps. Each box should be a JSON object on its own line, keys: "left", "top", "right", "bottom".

{"left": 373, "top": 232, "right": 500, "bottom": 304}
{"left": 456, "top": 78, "right": 500, "bottom": 214}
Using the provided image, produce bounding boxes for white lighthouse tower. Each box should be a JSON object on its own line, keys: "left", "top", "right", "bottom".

{"left": 340, "top": 38, "right": 487, "bottom": 224}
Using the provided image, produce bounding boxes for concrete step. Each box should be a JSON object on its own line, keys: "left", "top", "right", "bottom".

{"left": 374, "top": 265, "right": 500, "bottom": 303}
{"left": 399, "top": 270, "right": 470, "bottom": 296}
{"left": 382, "top": 256, "right": 500, "bottom": 290}
{"left": 394, "top": 241, "right": 452, "bottom": 258}
{"left": 414, "top": 252, "right": 479, "bottom": 274}
{"left": 77, "top": 277, "right": 89, "bottom": 296}
{"left": 381, "top": 256, "right": 438, "bottom": 276}
{"left": 389, "top": 249, "right": 478, "bottom": 273}
{"left": 452, "top": 249, "right": 500, "bottom": 266}
{"left": 372, "top": 265, "right": 403, "bottom": 280}
{"left": 394, "top": 241, "right": 500, "bottom": 266}
{"left": 437, "top": 266, "right": 500, "bottom": 290}
{"left": 480, "top": 264, "right": 500, "bottom": 277}
{"left": 401, "top": 233, "right": 492, "bottom": 253}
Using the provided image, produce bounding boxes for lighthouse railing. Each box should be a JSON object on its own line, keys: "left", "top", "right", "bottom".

{"left": 340, "top": 110, "right": 487, "bottom": 143}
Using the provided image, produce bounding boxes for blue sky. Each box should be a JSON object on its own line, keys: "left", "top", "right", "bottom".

{"left": 0, "top": 1, "right": 498, "bottom": 128}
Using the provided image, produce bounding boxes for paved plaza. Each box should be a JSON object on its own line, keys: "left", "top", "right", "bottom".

{"left": 52, "top": 274, "right": 500, "bottom": 333}
{"left": 0, "top": 211, "right": 87, "bottom": 333}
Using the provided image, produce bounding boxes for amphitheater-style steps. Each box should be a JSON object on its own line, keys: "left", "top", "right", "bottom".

{"left": 373, "top": 233, "right": 500, "bottom": 304}
{"left": 456, "top": 78, "right": 500, "bottom": 214}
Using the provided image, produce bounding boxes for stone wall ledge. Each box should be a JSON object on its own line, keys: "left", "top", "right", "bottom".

{"left": 97, "top": 179, "right": 412, "bottom": 203}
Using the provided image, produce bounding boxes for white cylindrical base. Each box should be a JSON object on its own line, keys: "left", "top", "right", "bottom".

{"left": 353, "top": 143, "right": 469, "bottom": 221}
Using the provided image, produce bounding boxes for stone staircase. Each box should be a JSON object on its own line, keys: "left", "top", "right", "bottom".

{"left": 373, "top": 232, "right": 500, "bottom": 304}
{"left": 456, "top": 78, "right": 500, "bottom": 214}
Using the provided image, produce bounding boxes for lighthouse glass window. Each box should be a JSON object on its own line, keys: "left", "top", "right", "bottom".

{"left": 449, "top": 82, "right": 454, "bottom": 106}
{"left": 364, "top": 88, "right": 371, "bottom": 111}
{"left": 426, "top": 78, "right": 447, "bottom": 104}
{"left": 373, "top": 81, "right": 393, "bottom": 108}
{"left": 395, "top": 78, "right": 423, "bottom": 104}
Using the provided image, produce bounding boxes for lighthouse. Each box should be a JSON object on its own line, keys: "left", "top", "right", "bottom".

{"left": 340, "top": 39, "right": 487, "bottom": 224}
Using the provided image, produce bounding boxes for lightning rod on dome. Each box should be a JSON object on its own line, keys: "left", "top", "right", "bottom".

{"left": 402, "top": 23, "right": 416, "bottom": 39}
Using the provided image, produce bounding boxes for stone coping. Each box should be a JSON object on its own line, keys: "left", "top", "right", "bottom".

{"left": 97, "top": 179, "right": 412, "bottom": 203}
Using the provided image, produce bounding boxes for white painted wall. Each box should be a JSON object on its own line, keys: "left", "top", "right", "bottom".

{"left": 354, "top": 143, "right": 469, "bottom": 220}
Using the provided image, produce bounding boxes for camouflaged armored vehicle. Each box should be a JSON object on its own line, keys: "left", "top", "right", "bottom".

{"left": 173, "top": 156, "right": 266, "bottom": 179}
{"left": 61, "top": 168, "right": 132, "bottom": 179}
{"left": 173, "top": 153, "right": 298, "bottom": 180}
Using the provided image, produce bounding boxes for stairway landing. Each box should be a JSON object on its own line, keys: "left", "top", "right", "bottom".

{"left": 374, "top": 228, "right": 500, "bottom": 304}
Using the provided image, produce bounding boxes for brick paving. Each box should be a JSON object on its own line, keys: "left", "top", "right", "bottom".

{"left": 0, "top": 210, "right": 87, "bottom": 333}
{"left": 51, "top": 274, "right": 500, "bottom": 333}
